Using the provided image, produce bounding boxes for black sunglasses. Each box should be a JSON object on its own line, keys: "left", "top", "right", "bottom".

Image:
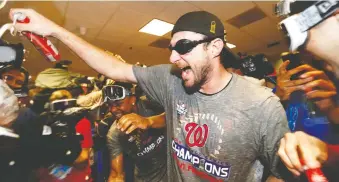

{"left": 168, "top": 38, "right": 213, "bottom": 55}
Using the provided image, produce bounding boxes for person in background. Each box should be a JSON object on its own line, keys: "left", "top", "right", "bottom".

{"left": 226, "top": 54, "right": 276, "bottom": 89}
{"left": 0, "top": 65, "right": 31, "bottom": 107}
{"left": 275, "top": 56, "right": 339, "bottom": 181}
{"left": 0, "top": 66, "right": 28, "bottom": 91}
{"left": 36, "top": 89, "right": 93, "bottom": 182}
{"left": 0, "top": 79, "right": 19, "bottom": 128}
{"left": 274, "top": 0, "right": 339, "bottom": 178}
{"left": 106, "top": 82, "right": 167, "bottom": 182}
{"left": 0, "top": 79, "right": 32, "bottom": 182}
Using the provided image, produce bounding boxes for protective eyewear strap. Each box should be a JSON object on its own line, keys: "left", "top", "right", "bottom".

{"left": 103, "top": 85, "right": 130, "bottom": 102}
{"left": 170, "top": 36, "right": 224, "bottom": 52}
{"left": 295, "top": 0, "right": 339, "bottom": 32}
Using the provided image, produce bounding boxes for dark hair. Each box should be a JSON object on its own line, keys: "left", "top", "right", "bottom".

{"left": 113, "top": 81, "right": 134, "bottom": 90}
{"left": 54, "top": 60, "right": 72, "bottom": 70}
{"left": 221, "top": 48, "right": 239, "bottom": 69}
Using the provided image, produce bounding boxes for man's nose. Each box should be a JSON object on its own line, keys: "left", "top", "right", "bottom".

{"left": 169, "top": 50, "right": 181, "bottom": 64}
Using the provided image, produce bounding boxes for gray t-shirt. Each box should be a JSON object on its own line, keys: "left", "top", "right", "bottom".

{"left": 133, "top": 64, "right": 290, "bottom": 182}
{"left": 107, "top": 100, "right": 167, "bottom": 182}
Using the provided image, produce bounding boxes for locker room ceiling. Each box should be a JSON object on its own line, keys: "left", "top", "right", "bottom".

{"left": 0, "top": 1, "right": 288, "bottom": 77}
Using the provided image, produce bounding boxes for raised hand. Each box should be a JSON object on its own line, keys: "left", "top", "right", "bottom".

{"left": 9, "top": 8, "right": 61, "bottom": 37}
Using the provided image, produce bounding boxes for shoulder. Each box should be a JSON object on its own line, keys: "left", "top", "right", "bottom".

{"left": 137, "top": 99, "right": 164, "bottom": 116}
{"left": 231, "top": 74, "right": 279, "bottom": 107}
{"left": 133, "top": 64, "right": 171, "bottom": 74}
{"left": 133, "top": 64, "right": 181, "bottom": 82}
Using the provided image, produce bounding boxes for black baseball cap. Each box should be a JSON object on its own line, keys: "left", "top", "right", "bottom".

{"left": 172, "top": 11, "right": 226, "bottom": 42}
{"left": 172, "top": 11, "right": 239, "bottom": 68}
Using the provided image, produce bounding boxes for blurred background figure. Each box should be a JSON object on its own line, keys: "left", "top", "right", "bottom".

{"left": 36, "top": 89, "right": 93, "bottom": 182}
{"left": 105, "top": 82, "right": 167, "bottom": 182}
{"left": 226, "top": 53, "right": 276, "bottom": 89}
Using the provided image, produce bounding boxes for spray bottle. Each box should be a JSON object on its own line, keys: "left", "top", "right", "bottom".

{"left": 13, "top": 12, "right": 61, "bottom": 62}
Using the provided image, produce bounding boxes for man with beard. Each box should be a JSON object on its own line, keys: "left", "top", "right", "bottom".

{"left": 105, "top": 82, "right": 166, "bottom": 182}
{"left": 10, "top": 9, "right": 289, "bottom": 181}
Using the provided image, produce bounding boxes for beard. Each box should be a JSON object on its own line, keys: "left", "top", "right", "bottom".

{"left": 183, "top": 62, "right": 212, "bottom": 94}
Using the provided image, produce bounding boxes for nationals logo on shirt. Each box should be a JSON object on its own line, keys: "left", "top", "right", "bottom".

{"left": 185, "top": 122, "right": 209, "bottom": 148}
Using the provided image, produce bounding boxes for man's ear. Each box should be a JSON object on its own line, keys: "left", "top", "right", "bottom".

{"left": 209, "top": 38, "right": 224, "bottom": 58}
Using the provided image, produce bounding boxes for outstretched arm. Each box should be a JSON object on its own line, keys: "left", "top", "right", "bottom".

{"left": 9, "top": 9, "right": 137, "bottom": 83}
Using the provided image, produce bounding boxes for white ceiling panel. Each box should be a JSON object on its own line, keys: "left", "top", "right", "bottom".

{"left": 223, "top": 23, "right": 263, "bottom": 53}
{"left": 65, "top": 1, "right": 119, "bottom": 26}
{"left": 98, "top": 7, "right": 154, "bottom": 42}
{"left": 190, "top": 1, "right": 255, "bottom": 21}
{"left": 96, "top": 26, "right": 134, "bottom": 45}
{"left": 6, "top": 1, "right": 68, "bottom": 25}
{"left": 118, "top": 1, "right": 172, "bottom": 17}
{"left": 157, "top": 1, "right": 201, "bottom": 23}
{"left": 240, "top": 17, "right": 284, "bottom": 45}
{"left": 63, "top": 19, "right": 102, "bottom": 39}
{"left": 124, "top": 32, "right": 159, "bottom": 47}
{"left": 63, "top": 2, "right": 119, "bottom": 39}
{"left": 91, "top": 38, "right": 122, "bottom": 53}
{"left": 254, "top": 1, "right": 279, "bottom": 19}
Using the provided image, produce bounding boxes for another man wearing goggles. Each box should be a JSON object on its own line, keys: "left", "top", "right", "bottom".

{"left": 276, "top": 0, "right": 339, "bottom": 178}
{"left": 105, "top": 82, "right": 167, "bottom": 182}
{"left": 10, "top": 9, "right": 289, "bottom": 181}
{"left": 276, "top": 0, "right": 339, "bottom": 76}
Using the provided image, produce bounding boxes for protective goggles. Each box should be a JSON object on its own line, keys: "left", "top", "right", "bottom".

{"left": 276, "top": 0, "right": 339, "bottom": 51}
{"left": 0, "top": 42, "right": 24, "bottom": 65}
{"left": 50, "top": 98, "right": 77, "bottom": 112}
{"left": 169, "top": 37, "right": 218, "bottom": 55}
{"left": 102, "top": 85, "right": 132, "bottom": 102}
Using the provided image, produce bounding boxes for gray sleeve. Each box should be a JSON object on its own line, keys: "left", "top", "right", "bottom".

{"left": 106, "top": 123, "right": 124, "bottom": 159}
{"left": 258, "top": 96, "right": 290, "bottom": 179}
{"left": 132, "top": 64, "right": 172, "bottom": 107}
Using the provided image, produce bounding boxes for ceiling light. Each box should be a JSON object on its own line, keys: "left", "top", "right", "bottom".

{"left": 226, "top": 43, "right": 236, "bottom": 49}
{"left": 139, "top": 19, "right": 174, "bottom": 36}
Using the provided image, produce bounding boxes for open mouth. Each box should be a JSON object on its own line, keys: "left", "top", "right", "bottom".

{"left": 181, "top": 66, "right": 191, "bottom": 71}
{"left": 181, "top": 66, "right": 192, "bottom": 80}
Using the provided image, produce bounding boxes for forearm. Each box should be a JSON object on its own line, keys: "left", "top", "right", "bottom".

{"left": 51, "top": 26, "right": 135, "bottom": 83}
{"left": 147, "top": 112, "right": 166, "bottom": 128}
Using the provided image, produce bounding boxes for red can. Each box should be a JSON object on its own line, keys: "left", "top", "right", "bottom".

{"left": 305, "top": 168, "right": 328, "bottom": 182}
{"left": 14, "top": 13, "right": 61, "bottom": 62}
{"left": 300, "top": 159, "right": 328, "bottom": 182}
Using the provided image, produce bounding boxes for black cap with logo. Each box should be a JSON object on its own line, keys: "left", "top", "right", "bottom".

{"left": 172, "top": 11, "right": 226, "bottom": 42}
{"left": 171, "top": 11, "right": 239, "bottom": 68}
